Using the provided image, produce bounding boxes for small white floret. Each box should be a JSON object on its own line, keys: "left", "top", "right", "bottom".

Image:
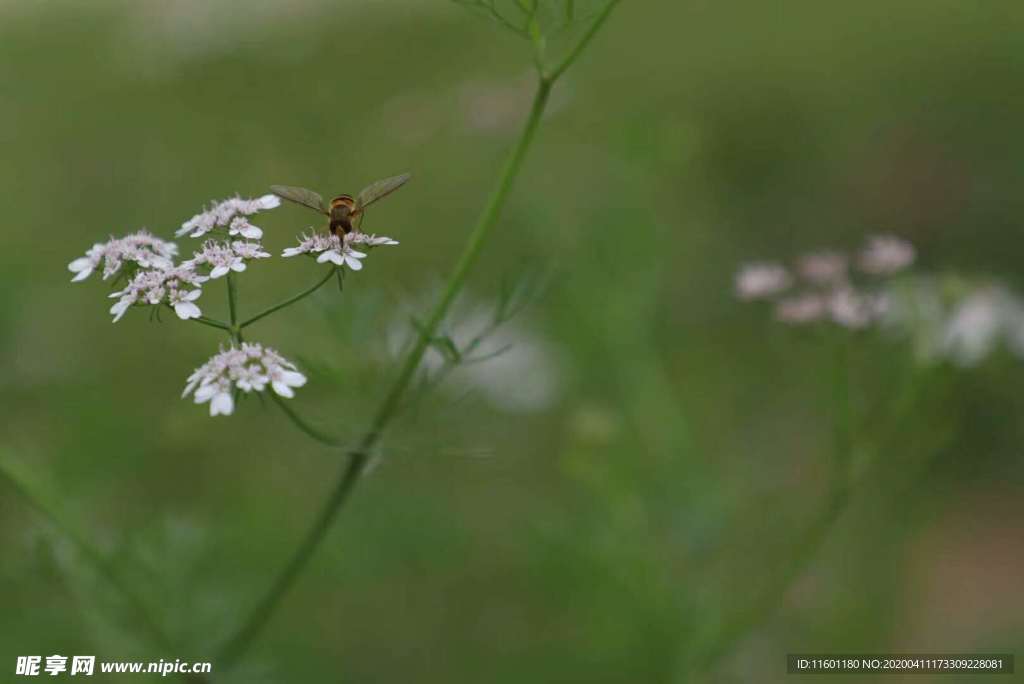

{"left": 229, "top": 217, "right": 263, "bottom": 240}
{"left": 210, "top": 392, "right": 235, "bottom": 416}
{"left": 348, "top": 233, "right": 399, "bottom": 247}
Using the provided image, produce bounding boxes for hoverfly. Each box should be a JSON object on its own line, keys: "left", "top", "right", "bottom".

{"left": 270, "top": 173, "right": 411, "bottom": 237}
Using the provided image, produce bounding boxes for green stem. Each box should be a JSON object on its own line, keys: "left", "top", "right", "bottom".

{"left": 216, "top": 449, "right": 368, "bottom": 668}
{"left": 831, "top": 340, "right": 852, "bottom": 489}
{"left": 691, "top": 341, "right": 856, "bottom": 675}
{"left": 226, "top": 272, "right": 241, "bottom": 343}
{"left": 269, "top": 392, "right": 343, "bottom": 447}
{"left": 692, "top": 370, "right": 950, "bottom": 677}
{"left": 240, "top": 268, "right": 336, "bottom": 329}
{"left": 545, "top": 0, "right": 620, "bottom": 82}
{"left": 165, "top": 304, "right": 231, "bottom": 333}
{"left": 215, "top": 3, "right": 621, "bottom": 667}
{"left": 192, "top": 315, "right": 233, "bottom": 332}
{"left": 217, "top": 74, "right": 550, "bottom": 671}
{"left": 692, "top": 485, "right": 851, "bottom": 674}
{"left": 367, "top": 80, "right": 551, "bottom": 440}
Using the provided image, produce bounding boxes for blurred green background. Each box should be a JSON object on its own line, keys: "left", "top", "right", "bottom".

{"left": 2, "top": 1, "right": 1023, "bottom": 682}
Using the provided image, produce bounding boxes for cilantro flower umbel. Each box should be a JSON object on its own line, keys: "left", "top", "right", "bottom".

{"left": 184, "top": 239, "right": 271, "bottom": 279}
{"left": 177, "top": 194, "right": 280, "bottom": 239}
{"left": 737, "top": 234, "right": 914, "bottom": 330}
{"left": 67, "top": 230, "right": 178, "bottom": 282}
{"left": 69, "top": 183, "right": 407, "bottom": 421}
{"left": 182, "top": 343, "right": 308, "bottom": 417}
{"left": 281, "top": 231, "right": 398, "bottom": 270}
{"left": 108, "top": 265, "right": 208, "bottom": 322}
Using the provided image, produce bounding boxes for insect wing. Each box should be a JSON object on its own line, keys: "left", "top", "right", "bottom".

{"left": 355, "top": 173, "right": 411, "bottom": 211}
{"left": 270, "top": 185, "right": 327, "bottom": 214}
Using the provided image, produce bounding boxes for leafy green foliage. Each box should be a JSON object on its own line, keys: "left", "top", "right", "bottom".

{"left": 452, "top": 0, "right": 614, "bottom": 73}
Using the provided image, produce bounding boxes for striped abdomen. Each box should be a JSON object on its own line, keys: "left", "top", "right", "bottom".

{"left": 329, "top": 195, "right": 356, "bottom": 236}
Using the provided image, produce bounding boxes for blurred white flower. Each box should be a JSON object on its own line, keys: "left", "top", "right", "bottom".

{"left": 878, "top": 276, "right": 947, "bottom": 360}
{"left": 458, "top": 71, "right": 573, "bottom": 133}
{"left": 735, "top": 262, "right": 792, "bottom": 300}
{"left": 182, "top": 343, "right": 307, "bottom": 417}
{"left": 829, "top": 288, "right": 885, "bottom": 329}
{"left": 797, "top": 250, "right": 848, "bottom": 286}
{"left": 739, "top": 236, "right": 915, "bottom": 332}
{"left": 883, "top": 277, "right": 1024, "bottom": 366}
{"left": 184, "top": 239, "right": 270, "bottom": 279}
{"left": 859, "top": 234, "right": 915, "bottom": 275}
{"left": 388, "top": 295, "right": 562, "bottom": 414}
{"left": 68, "top": 230, "right": 178, "bottom": 282}
{"left": 177, "top": 194, "right": 279, "bottom": 239}
{"left": 775, "top": 293, "right": 827, "bottom": 324}
{"left": 939, "top": 287, "right": 1024, "bottom": 367}
{"left": 281, "top": 230, "right": 396, "bottom": 271}
{"left": 459, "top": 324, "right": 561, "bottom": 413}
{"left": 108, "top": 265, "right": 208, "bottom": 322}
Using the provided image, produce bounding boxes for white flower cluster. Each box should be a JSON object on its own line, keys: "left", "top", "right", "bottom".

{"left": 859, "top": 235, "right": 916, "bottom": 275}
{"left": 281, "top": 230, "right": 399, "bottom": 271}
{"left": 109, "top": 265, "right": 208, "bottom": 323}
{"left": 176, "top": 194, "right": 280, "bottom": 239}
{"left": 735, "top": 263, "right": 792, "bottom": 300}
{"left": 182, "top": 343, "right": 307, "bottom": 416}
{"left": 885, "top": 278, "right": 1024, "bottom": 367}
{"left": 736, "top": 234, "right": 915, "bottom": 329}
{"left": 68, "top": 188, "right": 394, "bottom": 419}
{"left": 184, "top": 239, "right": 271, "bottom": 279}
{"left": 68, "top": 230, "right": 178, "bottom": 282}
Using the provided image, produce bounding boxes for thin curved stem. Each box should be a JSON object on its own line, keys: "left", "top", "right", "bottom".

{"left": 379, "top": 84, "right": 549, "bottom": 425}
{"left": 694, "top": 345, "right": 857, "bottom": 674}
{"left": 166, "top": 305, "right": 232, "bottom": 333}
{"left": 215, "top": 4, "right": 621, "bottom": 667}
{"left": 216, "top": 449, "right": 368, "bottom": 668}
{"left": 831, "top": 341, "right": 853, "bottom": 488}
{"left": 269, "top": 392, "right": 343, "bottom": 447}
{"left": 694, "top": 488, "right": 850, "bottom": 674}
{"left": 545, "top": 0, "right": 621, "bottom": 82}
{"left": 217, "top": 75, "right": 551, "bottom": 671}
{"left": 240, "top": 267, "right": 336, "bottom": 329}
{"left": 689, "top": 346, "right": 883, "bottom": 676}
{"left": 193, "top": 315, "right": 232, "bottom": 332}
